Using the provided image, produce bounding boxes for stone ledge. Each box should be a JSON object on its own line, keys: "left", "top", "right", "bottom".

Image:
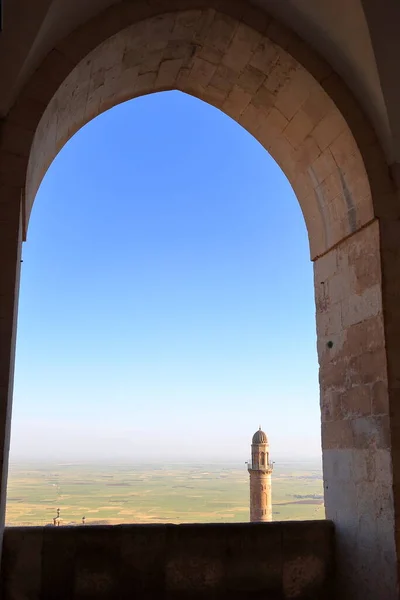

{"left": 1, "top": 520, "right": 334, "bottom": 599}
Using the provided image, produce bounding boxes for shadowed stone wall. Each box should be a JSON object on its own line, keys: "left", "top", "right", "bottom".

{"left": 1, "top": 521, "right": 334, "bottom": 600}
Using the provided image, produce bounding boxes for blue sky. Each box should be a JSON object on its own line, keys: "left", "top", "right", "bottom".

{"left": 10, "top": 91, "right": 320, "bottom": 462}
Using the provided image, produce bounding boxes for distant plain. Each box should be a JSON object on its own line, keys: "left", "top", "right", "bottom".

{"left": 5, "top": 461, "right": 324, "bottom": 526}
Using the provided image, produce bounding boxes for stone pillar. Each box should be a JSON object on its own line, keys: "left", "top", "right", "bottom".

{"left": 315, "top": 220, "right": 398, "bottom": 599}
{"left": 0, "top": 187, "right": 22, "bottom": 557}
{"left": 379, "top": 216, "right": 400, "bottom": 594}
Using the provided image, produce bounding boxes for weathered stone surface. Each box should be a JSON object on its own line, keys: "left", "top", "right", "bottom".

{"left": 282, "top": 521, "right": 334, "bottom": 600}
{"left": 1, "top": 522, "right": 334, "bottom": 600}
{"left": 314, "top": 219, "right": 398, "bottom": 600}
{"left": 322, "top": 449, "right": 397, "bottom": 599}
{"left": 224, "top": 523, "right": 283, "bottom": 597}
{"left": 42, "top": 526, "right": 78, "bottom": 599}
{"left": 1, "top": 527, "right": 43, "bottom": 600}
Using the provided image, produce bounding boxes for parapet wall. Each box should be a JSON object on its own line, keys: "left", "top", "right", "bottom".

{"left": 1, "top": 521, "right": 334, "bottom": 599}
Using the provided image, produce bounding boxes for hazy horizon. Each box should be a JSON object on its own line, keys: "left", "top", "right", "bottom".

{"left": 8, "top": 454, "right": 323, "bottom": 464}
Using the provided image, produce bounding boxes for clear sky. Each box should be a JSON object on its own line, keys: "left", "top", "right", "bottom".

{"left": 10, "top": 91, "right": 321, "bottom": 463}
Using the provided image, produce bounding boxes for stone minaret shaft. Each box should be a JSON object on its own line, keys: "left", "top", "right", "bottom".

{"left": 248, "top": 427, "right": 273, "bottom": 522}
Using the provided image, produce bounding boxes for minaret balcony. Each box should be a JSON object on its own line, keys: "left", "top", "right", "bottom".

{"left": 247, "top": 460, "right": 273, "bottom": 474}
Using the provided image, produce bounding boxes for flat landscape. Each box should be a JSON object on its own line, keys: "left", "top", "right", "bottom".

{"left": 5, "top": 461, "right": 324, "bottom": 526}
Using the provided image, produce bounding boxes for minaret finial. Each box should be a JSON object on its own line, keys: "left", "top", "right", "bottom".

{"left": 259, "top": 425, "right": 261, "bottom": 430}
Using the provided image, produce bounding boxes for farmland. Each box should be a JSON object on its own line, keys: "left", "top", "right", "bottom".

{"left": 5, "top": 460, "right": 324, "bottom": 526}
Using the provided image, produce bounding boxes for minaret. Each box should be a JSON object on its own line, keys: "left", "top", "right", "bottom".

{"left": 247, "top": 427, "right": 273, "bottom": 522}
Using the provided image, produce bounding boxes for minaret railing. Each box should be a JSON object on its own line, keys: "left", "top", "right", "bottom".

{"left": 247, "top": 459, "right": 274, "bottom": 472}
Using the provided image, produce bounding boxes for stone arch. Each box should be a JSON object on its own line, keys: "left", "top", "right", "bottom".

{"left": 0, "top": 2, "right": 399, "bottom": 599}
{"left": 23, "top": 8, "right": 375, "bottom": 261}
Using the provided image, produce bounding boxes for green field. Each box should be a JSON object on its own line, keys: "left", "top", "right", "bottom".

{"left": 5, "top": 461, "right": 324, "bottom": 526}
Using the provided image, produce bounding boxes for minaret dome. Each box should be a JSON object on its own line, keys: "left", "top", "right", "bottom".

{"left": 252, "top": 427, "right": 268, "bottom": 445}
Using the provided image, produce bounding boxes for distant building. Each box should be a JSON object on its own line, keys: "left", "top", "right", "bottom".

{"left": 247, "top": 427, "right": 273, "bottom": 522}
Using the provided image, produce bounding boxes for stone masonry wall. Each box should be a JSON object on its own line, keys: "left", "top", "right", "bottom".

{"left": 249, "top": 472, "right": 272, "bottom": 522}
{"left": 1, "top": 521, "right": 334, "bottom": 600}
{"left": 315, "top": 219, "right": 397, "bottom": 597}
